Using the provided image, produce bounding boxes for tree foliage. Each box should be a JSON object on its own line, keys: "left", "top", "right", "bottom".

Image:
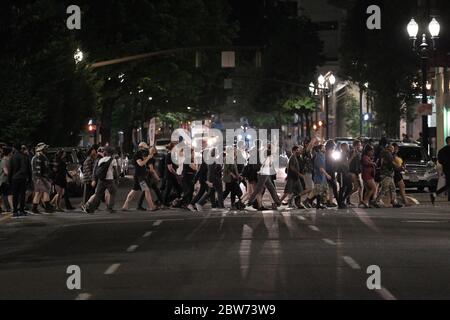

{"left": 339, "top": 0, "right": 418, "bottom": 137}
{"left": 0, "top": 1, "right": 96, "bottom": 145}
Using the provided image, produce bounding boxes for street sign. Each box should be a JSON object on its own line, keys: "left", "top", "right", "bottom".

{"left": 148, "top": 118, "right": 156, "bottom": 146}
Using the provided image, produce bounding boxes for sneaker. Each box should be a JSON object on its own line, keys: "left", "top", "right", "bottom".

{"left": 338, "top": 204, "right": 348, "bottom": 210}
{"left": 81, "top": 204, "right": 93, "bottom": 214}
{"left": 108, "top": 209, "right": 117, "bottom": 214}
{"left": 195, "top": 204, "right": 203, "bottom": 212}
{"left": 187, "top": 204, "right": 196, "bottom": 212}
{"left": 137, "top": 206, "right": 147, "bottom": 211}
{"left": 392, "top": 203, "right": 403, "bottom": 208}
{"left": 19, "top": 211, "right": 29, "bottom": 217}
{"left": 326, "top": 202, "right": 337, "bottom": 208}
{"left": 302, "top": 201, "right": 312, "bottom": 209}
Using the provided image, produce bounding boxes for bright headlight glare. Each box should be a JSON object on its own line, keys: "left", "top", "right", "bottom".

{"left": 331, "top": 151, "right": 342, "bottom": 161}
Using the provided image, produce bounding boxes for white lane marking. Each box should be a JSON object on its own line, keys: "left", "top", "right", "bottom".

{"left": 153, "top": 220, "right": 162, "bottom": 226}
{"left": 297, "top": 216, "right": 306, "bottom": 221}
{"left": 352, "top": 208, "right": 381, "bottom": 233}
{"left": 377, "top": 287, "right": 397, "bottom": 300}
{"left": 75, "top": 293, "right": 92, "bottom": 300}
{"left": 342, "top": 256, "right": 361, "bottom": 270}
{"left": 126, "top": 245, "right": 139, "bottom": 253}
{"left": 104, "top": 263, "right": 121, "bottom": 275}
{"left": 309, "top": 225, "right": 320, "bottom": 232}
{"left": 322, "top": 238, "right": 337, "bottom": 246}
{"left": 143, "top": 231, "right": 153, "bottom": 238}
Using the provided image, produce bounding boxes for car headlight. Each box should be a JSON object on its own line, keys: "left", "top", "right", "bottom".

{"left": 331, "top": 151, "right": 342, "bottom": 161}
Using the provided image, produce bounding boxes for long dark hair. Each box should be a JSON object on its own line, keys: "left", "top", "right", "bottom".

{"left": 363, "top": 144, "right": 374, "bottom": 156}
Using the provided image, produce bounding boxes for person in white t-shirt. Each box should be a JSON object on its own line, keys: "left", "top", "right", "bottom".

{"left": 246, "top": 145, "right": 281, "bottom": 210}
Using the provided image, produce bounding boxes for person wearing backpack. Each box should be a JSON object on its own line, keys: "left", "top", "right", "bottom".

{"left": 82, "top": 147, "right": 119, "bottom": 214}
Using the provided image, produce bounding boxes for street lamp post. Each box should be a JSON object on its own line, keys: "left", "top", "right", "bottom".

{"left": 407, "top": 17, "right": 440, "bottom": 154}
{"left": 316, "top": 73, "right": 335, "bottom": 140}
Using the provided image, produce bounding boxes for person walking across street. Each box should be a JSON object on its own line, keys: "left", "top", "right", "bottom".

{"left": 8, "top": 144, "right": 32, "bottom": 218}
{"left": 431, "top": 136, "right": 450, "bottom": 204}
{"left": 0, "top": 146, "right": 13, "bottom": 213}
{"left": 82, "top": 146, "right": 98, "bottom": 205}
{"left": 375, "top": 145, "right": 402, "bottom": 208}
{"left": 82, "top": 147, "right": 119, "bottom": 214}
{"left": 246, "top": 144, "right": 282, "bottom": 210}
{"left": 195, "top": 148, "right": 224, "bottom": 211}
{"left": 280, "top": 146, "right": 304, "bottom": 209}
{"left": 122, "top": 142, "right": 157, "bottom": 212}
{"left": 31, "top": 143, "right": 54, "bottom": 214}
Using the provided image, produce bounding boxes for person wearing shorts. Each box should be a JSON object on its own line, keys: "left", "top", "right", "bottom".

{"left": 31, "top": 143, "right": 54, "bottom": 214}
{"left": 122, "top": 142, "right": 156, "bottom": 211}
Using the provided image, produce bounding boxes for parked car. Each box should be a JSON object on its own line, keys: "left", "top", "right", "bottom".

{"left": 397, "top": 143, "right": 438, "bottom": 192}
{"left": 46, "top": 147, "right": 87, "bottom": 197}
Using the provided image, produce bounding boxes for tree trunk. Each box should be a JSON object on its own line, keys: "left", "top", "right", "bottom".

{"left": 299, "top": 112, "right": 305, "bottom": 138}
{"left": 305, "top": 111, "right": 311, "bottom": 138}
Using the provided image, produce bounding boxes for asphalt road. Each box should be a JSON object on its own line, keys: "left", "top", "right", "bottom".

{"left": 1, "top": 177, "right": 450, "bottom": 300}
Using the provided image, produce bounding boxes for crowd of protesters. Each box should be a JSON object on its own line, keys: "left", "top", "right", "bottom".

{"left": 117, "top": 135, "right": 449, "bottom": 212}
{"left": 1, "top": 135, "right": 449, "bottom": 217}
{"left": 0, "top": 142, "right": 75, "bottom": 218}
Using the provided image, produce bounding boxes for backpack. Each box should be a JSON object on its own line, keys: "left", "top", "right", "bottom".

{"left": 95, "top": 158, "right": 113, "bottom": 180}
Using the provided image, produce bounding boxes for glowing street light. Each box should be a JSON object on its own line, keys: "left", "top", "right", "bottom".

{"left": 74, "top": 48, "right": 84, "bottom": 64}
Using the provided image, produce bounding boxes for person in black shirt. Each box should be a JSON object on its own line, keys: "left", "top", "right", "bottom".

{"left": 50, "top": 150, "right": 72, "bottom": 212}
{"left": 163, "top": 142, "right": 183, "bottom": 206}
{"left": 187, "top": 149, "right": 209, "bottom": 212}
{"left": 137, "top": 147, "right": 164, "bottom": 208}
{"left": 122, "top": 142, "right": 156, "bottom": 211}
{"left": 431, "top": 137, "right": 450, "bottom": 204}
{"left": 195, "top": 148, "right": 224, "bottom": 211}
{"left": 337, "top": 143, "right": 353, "bottom": 209}
{"left": 180, "top": 148, "right": 198, "bottom": 208}
{"left": 8, "top": 144, "right": 32, "bottom": 217}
